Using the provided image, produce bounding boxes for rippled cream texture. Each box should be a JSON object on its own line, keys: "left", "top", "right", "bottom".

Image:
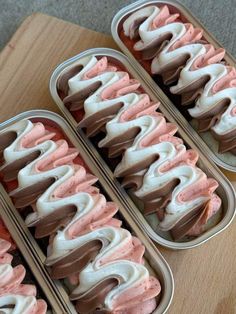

{"left": 60, "top": 54, "right": 221, "bottom": 237}
{"left": 123, "top": 5, "right": 236, "bottom": 137}
{"left": 0, "top": 119, "right": 161, "bottom": 314}
{"left": 0, "top": 238, "right": 47, "bottom": 314}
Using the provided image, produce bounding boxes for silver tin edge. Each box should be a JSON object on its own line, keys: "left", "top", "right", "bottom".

{"left": 111, "top": 0, "right": 236, "bottom": 173}
{"left": 49, "top": 48, "right": 236, "bottom": 250}
{"left": 0, "top": 110, "right": 174, "bottom": 314}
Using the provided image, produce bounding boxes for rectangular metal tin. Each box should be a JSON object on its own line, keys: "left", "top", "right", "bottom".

{"left": 49, "top": 48, "right": 236, "bottom": 249}
{"left": 111, "top": 0, "right": 236, "bottom": 174}
{"left": 0, "top": 110, "right": 174, "bottom": 314}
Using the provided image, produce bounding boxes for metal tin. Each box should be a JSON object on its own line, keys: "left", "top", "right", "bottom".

{"left": 0, "top": 196, "right": 65, "bottom": 314}
{"left": 111, "top": 0, "right": 236, "bottom": 174}
{"left": 0, "top": 110, "right": 174, "bottom": 314}
{"left": 50, "top": 48, "right": 236, "bottom": 249}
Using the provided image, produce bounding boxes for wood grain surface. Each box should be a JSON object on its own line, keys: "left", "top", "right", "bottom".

{"left": 0, "top": 13, "right": 235, "bottom": 314}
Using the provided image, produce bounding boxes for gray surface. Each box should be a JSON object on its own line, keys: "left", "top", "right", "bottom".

{"left": 0, "top": 0, "right": 236, "bottom": 57}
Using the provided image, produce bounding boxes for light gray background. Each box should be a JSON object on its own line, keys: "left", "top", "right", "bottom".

{"left": 0, "top": 0, "right": 236, "bottom": 57}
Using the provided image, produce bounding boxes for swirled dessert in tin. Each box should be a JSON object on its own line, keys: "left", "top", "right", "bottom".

{"left": 0, "top": 118, "right": 161, "bottom": 314}
{"left": 56, "top": 54, "right": 222, "bottom": 241}
{"left": 120, "top": 5, "right": 236, "bottom": 155}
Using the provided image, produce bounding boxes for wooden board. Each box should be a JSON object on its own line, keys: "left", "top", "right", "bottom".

{"left": 0, "top": 13, "right": 235, "bottom": 314}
